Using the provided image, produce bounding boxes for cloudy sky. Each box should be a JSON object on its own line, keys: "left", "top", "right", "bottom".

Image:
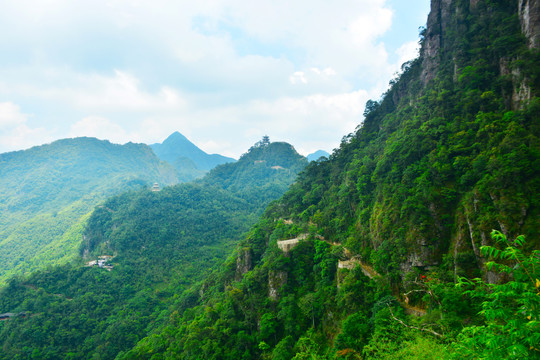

{"left": 0, "top": 0, "right": 430, "bottom": 158}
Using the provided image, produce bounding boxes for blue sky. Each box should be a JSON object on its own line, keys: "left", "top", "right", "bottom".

{"left": 0, "top": 0, "right": 430, "bottom": 158}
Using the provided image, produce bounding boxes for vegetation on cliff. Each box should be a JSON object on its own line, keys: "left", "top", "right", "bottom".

{"left": 0, "top": 0, "right": 538, "bottom": 359}
{"left": 119, "top": 0, "right": 540, "bottom": 358}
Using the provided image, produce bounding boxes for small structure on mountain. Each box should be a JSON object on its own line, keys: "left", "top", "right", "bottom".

{"left": 0, "top": 312, "right": 26, "bottom": 321}
{"left": 277, "top": 234, "right": 308, "bottom": 253}
{"left": 151, "top": 182, "right": 160, "bottom": 192}
{"left": 0, "top": 313, "right": 15, "bottom": 321}
{"left": 85, "top": 255, "right": 115, "bottom": 271}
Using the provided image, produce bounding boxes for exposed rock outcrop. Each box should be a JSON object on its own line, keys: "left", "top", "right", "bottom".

{"left": 235, "top": 248, "right": 252, "bottom": 280}
{"left": 420, "top": 0, "right": 454, "bottom": 85}
{"left": 268, "top": 270, "right": 287, "bottom": 300}
{"left": 338, "top": 258, "right": 380, "bottom": 279}
{"left": 519, "top": 0, "right": 540, "bottom": 48}
{"left": 421, "top": 0, "right": 540, "bottom": 87}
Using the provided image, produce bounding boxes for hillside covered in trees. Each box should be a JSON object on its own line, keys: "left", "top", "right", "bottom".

{"left": 0, "top": 140, "right": 307, "bottom": 359}
{"left": 116, "top": 0, "right": 539, "bottom": 359}
{"left": 0, "top": 137, "right": 179, "bottom": 284}
{"left": 0, "top": 0, "right": 538, "bottom": 359}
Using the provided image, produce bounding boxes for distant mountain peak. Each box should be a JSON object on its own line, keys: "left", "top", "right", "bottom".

{"left": 307, "top": 150, "right": 330, "bottom": 162}
{"left": 150, "top": 132, "right": 236, "bottom": 177}
{"left": 163, "top": 131, "right": 189, "bottom": 143}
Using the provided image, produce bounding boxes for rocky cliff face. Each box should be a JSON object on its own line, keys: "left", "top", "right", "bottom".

{"left": 422, "top": 0, "right": 540, "bottom": 86}
{"left": 235, "top": 248, "right": 253, "bottom": 280}
{"left": 420, "top": 0, "right": 454, "bottom": 85}
{"left": 411, "top": 0, "right": 540, "bottom": 281}
{"left": 519, "top": 0, "right": 540, "bottom": 48}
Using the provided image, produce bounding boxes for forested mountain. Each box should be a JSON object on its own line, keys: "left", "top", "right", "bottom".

{"left": 0, "top": 0, "right": 538, "bottom": 359}
{"left": 0, "top": 140, "right": 307, "bottom": 359}
{"left": 150, "top": 131, "right": 236, "bottom": 181}
{"left": 201, "top": 141, "right": 307, "bottom": 207}
{"left": 115, "top": 0, "right": 539, "bottom": 359}
{"left": 0, "top": 137, "right": 179, "bottom": 284}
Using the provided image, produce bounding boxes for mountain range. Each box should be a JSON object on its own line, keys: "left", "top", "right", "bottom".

{"left": 0, "top": 0, "right": 538, "bottom": 359}
{"left": 0, "top": 137, "right": 179, "bottom": 283}
{"left": 0, "top": 139, "right": 308, "bottom": 359}
{"left": 0, "top": 132, "right": 314, "bottom": 284}
{"left": 119, "top": 1, "right": 540, "bottom": 358}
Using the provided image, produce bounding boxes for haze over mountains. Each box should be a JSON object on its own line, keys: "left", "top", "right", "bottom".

{"left": 306, "top": 150, "right": 330, "bottom": 162}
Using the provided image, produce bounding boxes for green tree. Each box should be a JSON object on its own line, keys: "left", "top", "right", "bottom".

{"left": 451, "top": 230, "right": 540, "bottom": 359}
{"left": 334, "top": 311, "right": 370, "bottom": 353}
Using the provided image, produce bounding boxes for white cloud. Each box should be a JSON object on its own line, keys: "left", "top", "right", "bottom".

{"left": 0, "top": 0, "right": 399, "bottom": 87}
{"left": 0, "top": 102, "right": 27, "bottom": 130}
{"left": 395, "top": 40, "right": 421, "bottom": 69}
{"left": 0, "top": 69, "right": 187, "bottom": 113}
{"left": 309, "top": 67, "right": 337, "bottom": 77}
{"left": 199, "top": 139, "right": 235, "bottom": 157}
{"left": 192, "top": 89, "right": 372, "bottom": 156}
{"left": 0, "top": 102, "right": 53, "bottom": 153}
{"left": 63, "top": 70, "right": 187, "bottom": 111}
{"left": 290, "top": 72, "right": 308, "bottom": 85}
{"left": 322, "top": 68, "right": 337, "bottom": 76}
{"left": 69, "top": 116, "right": 132, "bottom": 144}
{"left": 0, "top": 0, "right": 429, "bottom": 157}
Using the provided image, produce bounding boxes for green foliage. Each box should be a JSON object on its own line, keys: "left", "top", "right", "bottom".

{"left": 1, "top": 1, "right": 539, "bottom": 359}
{"left": 334, "top": 312, "right": 370, "bottom": 352}
{"left": 267, "top": 0, "right": 540, "bottom": 288}
{"left": 117, "top": 2, "right": 539, "bottom": 359}
{"left": 0, "top": 141, "right": 306, "bottom": 359}
{"left": 0, "top": 137, "right": 179, "bottom": 283}
{"left": 366, "top": 334, "right": 447, "bottom": 360}
{"left": 202, "top": 141, "right": 308, "bottom": 208}
{"left": 272, "top": 335, "right": 295, "bottom": 360}
{"left": 451, "top": 230, "right": 540, "bottom": 359}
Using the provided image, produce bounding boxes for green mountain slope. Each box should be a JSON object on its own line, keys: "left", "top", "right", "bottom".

{"left": 0, "top": 137, "right": 179, "bottom": 283}
{"left": 0, "top": 140, "right": 307, "bottom": 359}
{"left": 119, "top": 1, "right": 540, "bottom": 359}
{"left": 201, "top": 141, "right": 307, "bottom": 207}
{"left": 150, "top": 131, "right": 236, "bottom": 181}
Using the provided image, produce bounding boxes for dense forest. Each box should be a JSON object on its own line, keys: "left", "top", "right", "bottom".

{"left": 0, "top": 138, "right": 179, "bottom": 284}
{"left": 119, "top": 0, "right": 539, "bottom": 359}
{"left": 0, "top": 141, "right": 307, "bottom": 359}
{"left": 0, "top": 0, "right": 539, "bottom": 359}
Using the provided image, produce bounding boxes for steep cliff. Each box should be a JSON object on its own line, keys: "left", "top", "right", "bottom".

{"left": 0, "top": 1, "right": 536, "bottom": 359}
{"left": 519, "top": 0, "right": 540, "bottom": 48}
{"left": 268, "top": 0, "right": 540, "bottom": 284}
{"left": 119, "top": 1, "right": 539, "bottom": 358}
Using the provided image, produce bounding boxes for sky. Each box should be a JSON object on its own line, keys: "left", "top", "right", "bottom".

{"left": 0, "top": 0, "right": 430, "bottom": 158}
